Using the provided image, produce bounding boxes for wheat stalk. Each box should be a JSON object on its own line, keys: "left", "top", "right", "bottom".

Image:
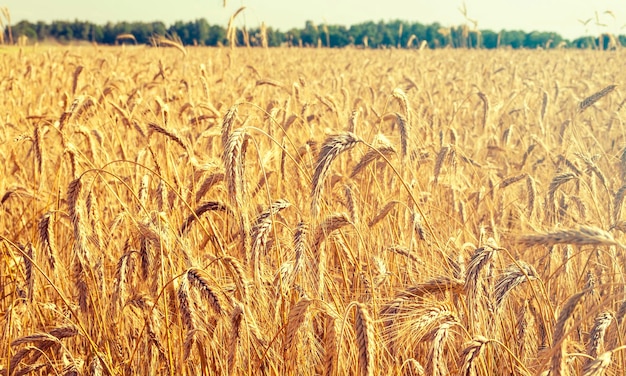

{"left": 586, "top": 312, "right": 613, "bottom": 360}
{"left": 355, "top": 302, "right": 375, "bottom": 376}
{"left": 350, "top": 134, "right": 395, "bottom": 178}
{"left": 180, "top": 201, "right": 231, "bottom": 234}
{"left": 37, "top": 213, "right": 57, "bottom": 271}
{"left": 311, "top": 132, "right": 361, "bottom": 218}
{"left": 494, "top": 261, "right": 538, "bottom": 308}
{"left": 517, "top": 226, "right": 625, "bottom": 249}
{"left": 460, "top": 336, "right": 489, "bottom": 376}
{"left": 578, "top": 85, "right": 616, "bottom": 113}
{"left": 551, "top": 291, "right": 586, "bottom": 376}
{"left": 186, "top": 268, "right": 224, "bottom": 316}
{"left": 250, "top": 199, "right": 290, "bottom": 282}
{"left": 284, "top": 298, "right": 313, "bottom": 354}
{"left": 228, "top": 304, "right": 243, "bottom": 376}
{"left": 582, "top": 351, "right": 613, "bottom": 376}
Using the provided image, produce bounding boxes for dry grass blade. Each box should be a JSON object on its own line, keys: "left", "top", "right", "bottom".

{"left": 322, "top": 311, "right": 338, "bottom": 376}
{"left": 517, "top": 225, "right": 625, "bottom": 249}
{"left": 256, "top": 79, "right": 285, "bottom": 89}
{"left": 311, "top": 132, "right": 361, "bottom": 217}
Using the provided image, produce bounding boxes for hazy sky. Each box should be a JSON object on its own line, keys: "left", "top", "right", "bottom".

{"left": 5, "top": 0, "right": 626, "bottom": 40}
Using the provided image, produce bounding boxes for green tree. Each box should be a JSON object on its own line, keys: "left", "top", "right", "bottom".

{"left": 481, "top": 30, "right": 498, "bottom": 49}
{"left": 301, "top": 20, "right": 319, "bottom": 46}
{"left": 500, "top": 30, "right": 525, "bottom": 48}
{"left": 12, "top": 21, "right": 36, "bottom": 41}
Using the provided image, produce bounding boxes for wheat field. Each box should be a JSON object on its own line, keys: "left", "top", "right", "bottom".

{"left": 1, "top": 45, "right": 626, "bottom": 375}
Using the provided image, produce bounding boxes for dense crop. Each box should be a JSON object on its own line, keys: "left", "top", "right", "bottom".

{"left": 1, "top": 45, "right": 626, "bottom": 375}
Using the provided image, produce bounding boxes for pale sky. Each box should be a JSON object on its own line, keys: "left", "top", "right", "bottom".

{"left": 5, "top": 0, "right": 626, "bottom": 40}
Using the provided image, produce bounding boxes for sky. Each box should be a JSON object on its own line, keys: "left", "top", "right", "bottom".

{"left": 4, "top": 0, "right": 626, "bottom": 40}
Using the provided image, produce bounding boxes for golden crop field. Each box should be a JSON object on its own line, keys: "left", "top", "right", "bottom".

{"left": 1, "top": 45, "right": 626, "bottom": 375}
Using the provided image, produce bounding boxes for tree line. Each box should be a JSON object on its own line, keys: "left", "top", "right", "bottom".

{"left": 6, "top": 18, "right": 622, "bottom": 49}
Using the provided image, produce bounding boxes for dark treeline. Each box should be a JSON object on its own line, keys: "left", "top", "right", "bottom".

{"left": 7, "top": 18, "right": 624, "bottom": 49}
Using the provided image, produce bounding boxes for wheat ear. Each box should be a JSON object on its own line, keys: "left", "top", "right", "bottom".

{"left": 355, "top": 302, "right": 375, "bottom": 376}
{"left": 311, "top": 132, "right": 360, "bottom": 218}
{"left": 460, "top": 336, "right": 489, "bottom": 376}
{"left": 578, "top": 85, "right": 616, "bottom": 113}
{"left": 517, "top": 226, "right": 625, "bottom": 249}
{"left": 551, "top": 291, "right": 586, "bottom": 376}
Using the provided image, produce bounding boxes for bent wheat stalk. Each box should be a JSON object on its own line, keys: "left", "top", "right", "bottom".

{"left": 311, "top": 132, "right": 361, "bottom": 218}
{"left": 517, "top": 226, "right": 625, "bottom": 249}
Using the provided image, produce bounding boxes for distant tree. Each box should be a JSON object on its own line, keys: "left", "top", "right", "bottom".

{"left": 481, "top": 30, "right": 498, "bottom": 49}
{"left": 265, "top": 27, "right": 284, "bottom": 47}
{"left": 12, "top": 21, "right": 37, "bottom": 40}
{"left": 207, "top": 25, "right": 226, "bottom": 46}
{"left": 168, "top": 21, "right": 191, "bottom": 44}
{"left": 572, "top": 36, "right": 595, "bottom": 49}
{"left": 101, "top": 22, "right": 116, "bottom": 44}
{"left": 285, "top": 28, "right": 301, "bottom": 47}
{"left": 301, "top": 20, "right": 319, "bottom": 46}
{"left": 34, "top": 21, "right": 49, "bottom": 40}
{"left": 349, "top": 21, "right": 376, "bottom": 47}
{"left": 70, "top": 20, "right": 91, "bottom": 41}
{"left": 425, "top": 23, "right": 444, "bottom": 48}
{"left": 327, "top": 25, "right": 350, "bottom": 47}
{"left": 5, "top": 17, "right": 617, "bottom": 50}
{"left": 128, "top": 22, "right": 151, "bottom": 44}
{"left": 50, "top": 21, "right": 73, "bottom": 42}
{"left": 500, "top": 30, "right": 525, "bottom": 48}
